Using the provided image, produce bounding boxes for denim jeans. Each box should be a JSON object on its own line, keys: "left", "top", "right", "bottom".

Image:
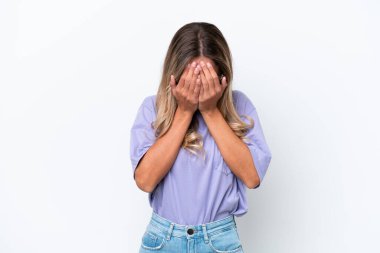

{"left": 139, "top": 211, "right": 245, "bottom": 253}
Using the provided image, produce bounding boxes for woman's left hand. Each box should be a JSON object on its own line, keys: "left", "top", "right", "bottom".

{"left": 198, "top": 61, "right": 228, "bottom": 113}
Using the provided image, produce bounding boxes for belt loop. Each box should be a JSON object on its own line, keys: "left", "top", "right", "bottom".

{"left": 202, "top": 224, "right": 209, "bottom": 244}
{"left": 166, "top": 223, "right": 174, "bottom": 241}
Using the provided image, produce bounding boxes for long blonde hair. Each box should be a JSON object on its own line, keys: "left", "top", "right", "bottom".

{"left": 153, "top": 22, "right": 254, "bottom": 160}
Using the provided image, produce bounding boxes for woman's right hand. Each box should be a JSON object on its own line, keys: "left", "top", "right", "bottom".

{"left": 169, "top": 61, "right": 201, "bottom": 114}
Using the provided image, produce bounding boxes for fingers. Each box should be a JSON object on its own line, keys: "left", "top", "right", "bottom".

{"left": 171, "top": 60, "right": 224, "bottom": 109}
{"left": 206, "top": 62, "right": 221, "bottom": 92}
{"left": 193, "top": 74, "right": 201, "bottom": 99}
{"left": 221, "top": 74, "right": 228, "bottom": 92}
{"left": 199, "top": 77, "right": 204, "bottom": 99}
{"left": 176, "top": 63, "right": 190, "bottom": 91}
{"left": 189, "top": 65, "right": 200, "bottom": 96}
{"left": 170, "top": 74, "right": 177, "bottom": 96}
{"left": 199, "top": 62, "right": 208, "bottom": 95}
{"left": 201, "top": 61, "right": 219, "bottom": 93}
{"left": 184, "top": 61, "right": 197, "bottom": 92}
{"left": 171, "top": 61, "right": 201, "bottom": 112}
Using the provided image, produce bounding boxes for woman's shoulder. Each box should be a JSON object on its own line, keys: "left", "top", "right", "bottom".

{"left": 140, "top": 94, "right": 157, "bottom": 112}
{"left": 232, "top": 89, "right": 256, "bottom": 113}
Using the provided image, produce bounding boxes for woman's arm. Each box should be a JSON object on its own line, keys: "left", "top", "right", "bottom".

{"left": 134, "top": 107, "right": 193, "bottom": 193}
{"left": 134, "top": 62, "right": 201, "bottom": 193}
{"left": 201, "top": 108, "right": 260, "bottom": 189}
{"left": 197, "top": 60, "right": 271, "bottom": 189}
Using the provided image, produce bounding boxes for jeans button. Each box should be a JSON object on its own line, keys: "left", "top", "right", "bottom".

{"left": 187, "top": 228, "right": 194, "bottom": 235}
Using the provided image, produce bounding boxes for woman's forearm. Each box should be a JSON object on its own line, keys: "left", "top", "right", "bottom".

{"left": 201, "top": 108, "right": 260, "bottom": 189}
{"left": 134, "top": 107, "right": 193, "bottom": 193}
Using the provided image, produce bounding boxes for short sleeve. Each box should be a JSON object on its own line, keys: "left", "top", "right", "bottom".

{"left": 233, "top": 90, "right": 272, "bottom": 189}
{"left": 129, "top": 95, "right": 157, "bottom": 180}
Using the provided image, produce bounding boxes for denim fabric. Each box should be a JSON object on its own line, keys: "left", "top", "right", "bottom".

{"left": 139, "top": 211, "right": 245, "bottom": 253}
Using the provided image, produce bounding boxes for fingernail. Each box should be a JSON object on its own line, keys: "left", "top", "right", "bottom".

{"left": 200, "top": 61, "right": 205, "bottom": 66}
{"left": 207, "top": 62, "right": 211, "bottom": 67}
{"left": 192, "top": 61, "right": 196, "bottom": 67}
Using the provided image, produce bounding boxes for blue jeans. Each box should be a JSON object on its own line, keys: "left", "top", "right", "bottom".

{"left": 139, "top": 211, "right": 244, "bottom": 253}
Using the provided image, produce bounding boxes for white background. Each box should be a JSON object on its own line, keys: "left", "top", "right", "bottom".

{"left": 1, "top": 1, "right": 379, "bottom": 252}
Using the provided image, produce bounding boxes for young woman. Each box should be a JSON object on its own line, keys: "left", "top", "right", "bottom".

{"left": 130, "top": 22, "right": 272, "bottom": 253}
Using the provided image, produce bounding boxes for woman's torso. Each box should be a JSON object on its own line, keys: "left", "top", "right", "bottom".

{"left": 147, "top": 91, "right": 248, "bottom": 225}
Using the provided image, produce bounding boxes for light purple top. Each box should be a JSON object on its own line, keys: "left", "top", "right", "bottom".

{"left": 130, "top": 90, "right": 272, "bottom": 225}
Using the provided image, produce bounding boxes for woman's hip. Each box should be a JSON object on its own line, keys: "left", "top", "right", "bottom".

{"left": 139, "top": 211, "right": 244, "bottom": 253}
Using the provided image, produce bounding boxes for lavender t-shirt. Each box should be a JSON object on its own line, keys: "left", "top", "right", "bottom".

{"left": 130, "top": 90, "right": 272, "bottom": 225}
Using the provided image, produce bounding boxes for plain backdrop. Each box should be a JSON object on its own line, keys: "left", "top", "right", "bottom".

{"left": 1, "top": 0, "right": 379, "bottom": 252}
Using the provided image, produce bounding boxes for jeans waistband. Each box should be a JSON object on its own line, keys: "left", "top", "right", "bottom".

{"left": 147, "top": 211, "right": 237, "bottom": 242}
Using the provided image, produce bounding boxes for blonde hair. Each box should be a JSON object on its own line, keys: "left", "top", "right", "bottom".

{"left": 153, "top": 22, "right": 254, "bottom": 161}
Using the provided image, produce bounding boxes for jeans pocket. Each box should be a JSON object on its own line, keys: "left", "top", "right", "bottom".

{"left": 208, "top": 226, "right": 242, "bottom": 253}
{"left": 140, "top": 225, "right": 167, "bottom": 250}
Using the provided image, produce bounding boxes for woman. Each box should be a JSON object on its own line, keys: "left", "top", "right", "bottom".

{"left": 130, "top": 22, "right": 272, "bottom": 253}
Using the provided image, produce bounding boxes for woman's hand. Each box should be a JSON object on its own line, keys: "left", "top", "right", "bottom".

{"left": 198, "top": 61, "right": 228, "bottom": 113}
{"left": 170, "top": 61, "right": 202, "bottom": 114}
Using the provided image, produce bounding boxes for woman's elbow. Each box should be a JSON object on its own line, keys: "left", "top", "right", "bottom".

{"left": 246, "top": 176, "right": 260, "bottom": 189}
{"left": 134, "top": 167, "right": 156, "bottom": 193}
